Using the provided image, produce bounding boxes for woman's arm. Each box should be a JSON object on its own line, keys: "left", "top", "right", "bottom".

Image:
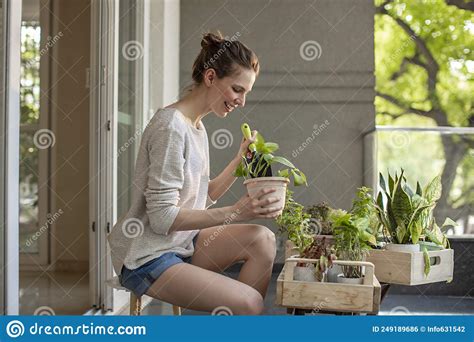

{"left": 169, "top": 205, "right": 239, "bottom": 233}
{"left": 207, "top": 156, "right": 241, "bottom": 202}
{"left": 207, "top": 130, "right": 258, "bottom": 202}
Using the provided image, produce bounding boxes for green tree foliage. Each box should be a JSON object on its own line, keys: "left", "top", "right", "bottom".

{"left": 375, "top": 0, "right": 473, "bottom": 231}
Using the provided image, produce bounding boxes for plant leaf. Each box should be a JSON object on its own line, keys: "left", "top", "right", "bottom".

{"left": 392, "top": 177, "right": 412, "bottom": 227}
{"left": 423, "top": 246, "right": 430, "bottom": 277}
{"left": 278, "top": 169, "right": 289, "bottom": 178}
{"left": 254, "top": 132, "right": 265, "bottom": 151}
{"left": 262, "top": 153, "right": 274, "bottom": 163}
{"left": 441, "top": 217, "right": 457, "bottom": 229}
{"left": 271, "top": 156, "right": 295, "bottom": 169}
{"left": 424, "top": 174, "right": 442, "bottom": 203}
{"left": 291, "top": 169, "right": 305, "bottom": 186}
{"left": 376, "top": 191, "right": 384, "bottom": 212}
{"left": 262, "top": 142, "right": 279, "bottom": 154}
{"left": 396, "top": 223, "right": 407, "bottom": 244}
{"left": 416, "top": 181, "right": 423, "bottom": 196}
{"left": 388, "top": 172, "right": 395, "bottom": 196}
{"left": 379, "top": 173, "right": 386, "bottom": 192}
{"left": 410, "top": 220, "right": 423, "bottom": 244}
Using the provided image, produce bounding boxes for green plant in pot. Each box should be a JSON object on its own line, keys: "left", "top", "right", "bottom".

{"left": 305, "top": 202, "right": 334, "bottom": 239}
{"left": 234, "top": 123, "right": 308, "bottom": 216}
{"left": 275, "top": 189, "right": 313, "bottom": 255}
{"left": 374, "top": 169, "right": 453, "bottom": 250}
{"left": 299, "top": 237, "right": 337, "bottom": 282}
{"left": 373, "top": 169, "right": 455, "bottom": 275}
{"left": 328, "top": 187, "right": 377, "bottom": 284}
{"left": 276, "top": 190, "right": 336, "bottom": 282}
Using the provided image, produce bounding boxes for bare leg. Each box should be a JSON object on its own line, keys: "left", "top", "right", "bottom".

{"left": 145, "top": 262, "right": 264, "bottom": 315}
{"left": 190, "top": 224, "right": 277, "bottom": 298}
{"left": 144, "top": 224, "right": 276, "bottom": 315}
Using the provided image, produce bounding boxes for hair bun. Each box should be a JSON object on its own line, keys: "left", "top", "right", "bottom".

{"left": 201, "top": 32, "right": 224, "bottom": 49}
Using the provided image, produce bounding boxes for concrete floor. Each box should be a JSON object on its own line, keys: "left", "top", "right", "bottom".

{"left": 19, "top": 269, "right": 474, "bottom": 316}
{"left": 20, "top": 270, "right": 90, "bottom": 315}
{"left": 144, "top": 271, "right": 474, "bottom": 316}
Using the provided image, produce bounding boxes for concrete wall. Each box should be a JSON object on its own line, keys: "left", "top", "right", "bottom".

{"left": 180, "top": 0, "right": 375, "bottom": 263}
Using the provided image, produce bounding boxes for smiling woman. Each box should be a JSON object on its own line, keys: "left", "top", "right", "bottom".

{"left": 107, "top": 32, "right": 284, "bottom": 315}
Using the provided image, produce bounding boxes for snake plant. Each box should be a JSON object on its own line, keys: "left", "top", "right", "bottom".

{"left": 374, "top": 169, "right": 455, "bottom": 276}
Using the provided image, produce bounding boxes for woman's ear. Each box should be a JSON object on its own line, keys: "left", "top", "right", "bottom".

{"left": 203, "top": 68, "right": 216, "bottom": 87}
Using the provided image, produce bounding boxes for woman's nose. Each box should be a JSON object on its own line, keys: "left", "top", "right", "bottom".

{"left": 235, "top": 95, "right": 245, "bottom": 107}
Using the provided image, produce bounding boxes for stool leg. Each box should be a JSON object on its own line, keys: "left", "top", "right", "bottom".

{"left": 130, "top": 293, "right": 142, "bottom": 316}
{"left": 172, "top": 305, "right": 182, "bottom": 316}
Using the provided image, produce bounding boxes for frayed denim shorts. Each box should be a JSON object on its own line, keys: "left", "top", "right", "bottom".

{"left": 119, "top": 233, "right": 199, "bottom": 297}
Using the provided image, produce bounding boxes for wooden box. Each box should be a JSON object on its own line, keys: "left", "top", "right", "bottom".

{"left": 276, "top": 258, "right": 381, "bottom": 314}
{"left": 366, "top": 249, "right": 454, "bottom": 285}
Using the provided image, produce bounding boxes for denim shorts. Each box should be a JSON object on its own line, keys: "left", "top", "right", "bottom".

{"left": 119, "top": 233, "right": 199, "bottom": 297}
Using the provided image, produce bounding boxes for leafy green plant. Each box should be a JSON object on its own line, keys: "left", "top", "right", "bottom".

{"left": 300, "top": 237, "right": 336, "bottom": 281}
{"left": 275, "top": 189, "right": 313, "bottom": 254}
{"left": 328, "top": 188, "right": 378, "bottom": 279}
{"left": 304, "top": 202, "right": 333, "bottom": 235}
{"left": 374, "top": 169, "right": 457, "bottom": 276}
{"left": 374, "top": 169, "right": 453, "bottom": 247}
{"left": 234, "top": 123, "right": 307, "bottom": 187}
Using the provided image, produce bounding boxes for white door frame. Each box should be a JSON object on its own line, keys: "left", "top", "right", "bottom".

{"left": 90, "top": 0, "right": 180, "bottom": 314}
{"left": 89, "top": 0, "right": 118, "bottom": 311}
{"left": 1, "top": 0, "right": 22, "bottom": 315}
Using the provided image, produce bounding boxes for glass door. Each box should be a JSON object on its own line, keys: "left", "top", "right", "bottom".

{"left": 93, "top": 0, "right": 180, "bottom": 313}
{"left": 1, "top": 0, "right": 22, "bottom": 315}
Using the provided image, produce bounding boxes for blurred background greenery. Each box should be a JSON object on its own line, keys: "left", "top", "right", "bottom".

{"left": 374, "top": 0, "right": 473, "bottom": 235}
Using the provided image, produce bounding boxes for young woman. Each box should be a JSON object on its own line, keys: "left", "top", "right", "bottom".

{"left": 107, "top": 32, "right": 282, "bottom": 315}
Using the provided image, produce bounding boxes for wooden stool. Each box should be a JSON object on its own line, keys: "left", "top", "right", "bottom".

{"left": 106, "top": 276, "right": 182, "bottom": 316}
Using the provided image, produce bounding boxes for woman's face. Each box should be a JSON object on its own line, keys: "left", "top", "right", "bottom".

{"left": 205, "top": 66, "right": 256, "bottom": 117}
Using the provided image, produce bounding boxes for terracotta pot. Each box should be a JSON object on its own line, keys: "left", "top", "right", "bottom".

{"left": 243, "top": 177, "right": 289, "bottom": 215}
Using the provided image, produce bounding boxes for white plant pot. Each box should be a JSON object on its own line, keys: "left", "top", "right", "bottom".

{"left": 336, "top": 274, "right": 364, "bottom": 285}
{"left": 244, "top": 177, "right": 289, "bottom": 215}
{"left": 327, "top": 264, "right": 343, "bottom": 283}
{"left": 293, "top": 265, "right": 318, "bottom": 282}
{"left": 385, "top": 243, "right": 420, "bottom": 253}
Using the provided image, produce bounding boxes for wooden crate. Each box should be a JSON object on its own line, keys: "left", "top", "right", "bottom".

{"left": 276, "top": 258, "right": 381, "bottom": 314}
{"left": 366, "top": 249, "right": 454, "bottom": 285}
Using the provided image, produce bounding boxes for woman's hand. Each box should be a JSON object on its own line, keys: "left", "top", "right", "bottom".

{"left": 235, "top": 129, "right": 258, "bottom": 160}
{"left": 231, "top": 188, "right": 283, "bottom": 221}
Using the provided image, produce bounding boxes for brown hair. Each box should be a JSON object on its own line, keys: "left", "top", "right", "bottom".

{"left": 191, "top": 31, "right": 260, "bottom": 84}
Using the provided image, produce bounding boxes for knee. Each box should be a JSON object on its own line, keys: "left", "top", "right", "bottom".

{"left": 238, "top": 290, "right": 264, "bottom": 315}
{"left": 249, "top": 225, "right": 277, "bottom": 259}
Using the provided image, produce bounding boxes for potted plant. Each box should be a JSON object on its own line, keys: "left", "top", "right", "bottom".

{"left": 275, "top": 189, "right": 322, "bottom": 281}
{"left": 372, "top": 169, "right": 455, "bottom": 276}
{"left": 297, "top": 237, "right": 336, "bottom": 282}
{"left": 305, "top": 202, "right": 334, "bottom": 241}
{"left": 374, "top": 170, "right": 453, "bottom": 248}
{"left": 234, "top": 123, "right": 307, "bottom": 215}
{"left": 276, "top": 189, "right": 313, "bottom": 255}
{"left": 329, "top": 187, "right": 378, "bottom": 284}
